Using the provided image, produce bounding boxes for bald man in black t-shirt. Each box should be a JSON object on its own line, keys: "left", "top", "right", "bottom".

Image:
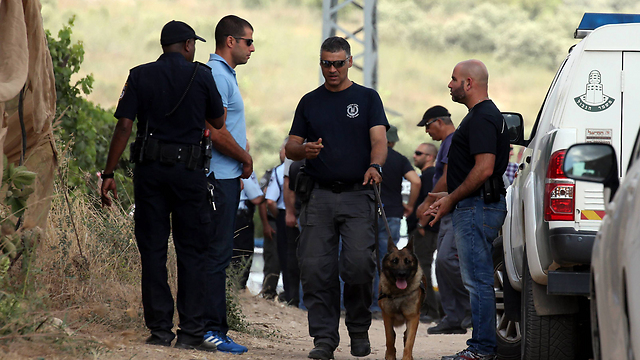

{"left": 428, "top": 60, "right": 509, "bottom": 360}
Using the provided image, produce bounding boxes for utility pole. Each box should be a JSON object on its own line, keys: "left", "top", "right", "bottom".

{"left": 321, "top": 0, "right": 378, "bottom": 90}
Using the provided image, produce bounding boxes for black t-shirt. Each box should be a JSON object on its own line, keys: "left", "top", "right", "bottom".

{"left": 447, "top": 100, "right": 510, "bottom": 197}
{"left": 406, "top": 166, "right": 438, "bottom": 233}
{"left": 288, "top": 83, "right": 389, "bottom": 184}
{"left": 114, "top": 52, "right": 224, "bottom": 145}
{"left": 380, "top": 147, "right": 414, "bottom": 218}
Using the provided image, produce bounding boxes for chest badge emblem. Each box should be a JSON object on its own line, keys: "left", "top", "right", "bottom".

{"left": 346, "top": 103, "right": 359, "bottom": 118}
{"left": 574, "top": 70, "right": 615, "bottom": 112}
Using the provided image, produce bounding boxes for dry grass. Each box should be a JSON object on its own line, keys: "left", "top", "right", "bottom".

{"left": 0, "top": 150, "right": 150, "bottom": 357}
{"left": 0, "top": 145, "right": 263, "bottom": 358}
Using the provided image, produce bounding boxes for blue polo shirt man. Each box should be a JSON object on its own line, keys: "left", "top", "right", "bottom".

{"left": 201, "top": 15, "right": 255, "bottom": 354}
{"left": 207, "top": 53, "right": 247, "bottom": 178}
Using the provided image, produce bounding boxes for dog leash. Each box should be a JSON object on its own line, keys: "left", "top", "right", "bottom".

{"left": 372, "top": 183, "right": 393, "bottom": 275}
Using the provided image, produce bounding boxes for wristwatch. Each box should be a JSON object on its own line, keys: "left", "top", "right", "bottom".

{"left": 101, "top": 172, "right": 114, "bottom": 179}
{"left": 369, "top": 163, "right": 383, "bottom": 176}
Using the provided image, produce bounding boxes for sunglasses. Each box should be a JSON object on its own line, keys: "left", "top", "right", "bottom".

{"left": 233, "top": 37, "right": 254, "bottom": 46}
{"left": 424, "top": 118, "right": 439, "bottom": 129}
{"left": 415, "top": 151, "right": 432, "bottom": 156}
{"left": 320, "top": 57, "right": 350, "bottom": 69}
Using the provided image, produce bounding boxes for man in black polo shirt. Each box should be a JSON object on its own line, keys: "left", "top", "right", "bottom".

{"left": 428, "top": 60, "right": 509, "bottom": 360}
{"left": 101, "top": 21, "right": 223, "bottom": 352}
{"left": 285, "top": 36, "right": 388, "bottom": 360}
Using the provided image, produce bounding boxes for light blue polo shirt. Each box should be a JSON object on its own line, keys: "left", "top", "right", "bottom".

{"left": 206, "top": 53, "right": 247, "bottom": 179}
{"left": 238, "top": 172, "right": 263, "bottom": 210}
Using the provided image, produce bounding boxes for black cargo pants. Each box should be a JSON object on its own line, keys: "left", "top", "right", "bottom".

{"left": 298, "top": 186, "right": 376, "bottom": 350}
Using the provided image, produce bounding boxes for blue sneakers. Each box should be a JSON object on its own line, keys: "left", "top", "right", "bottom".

{"left": 204, "top": 331, "right": 248, "bottom": 354}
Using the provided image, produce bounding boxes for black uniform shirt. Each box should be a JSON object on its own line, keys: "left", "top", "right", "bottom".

{"left": 380, "top": 147, "right": 414, "bottom": 218}
{"left": 447, "top": 100, "right": 510, "bottom": 197}
{"left": 289, "top": 83, "right": 389, "bottom": 184}
{"left": 114, "top": 52, "right": 224, "bottom": 145}
{"left": 406, "top": 166, "right": 438, "bottom": 234}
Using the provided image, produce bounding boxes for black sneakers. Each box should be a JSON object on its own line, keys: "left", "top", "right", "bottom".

{"left": 145, "top": 334, "right": 172, "bottom": 347}
{"left": 427, "top": 321, "right": 467, "bottom": 334}
{"left": 308, "top": 343, "right": 334, "bottom": 360}
{"left": 174, "top": 340, "right": 218, "bottom": 352}
{"left": 349, "top": 332, "right": 371, "bottom": 357}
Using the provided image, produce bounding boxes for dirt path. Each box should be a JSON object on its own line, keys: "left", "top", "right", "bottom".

{"left": 1, "top": 290, "right": 467, "bottom": 360}
{"left": 237, "top": 292, "right": 467, "bottom": 360}
{"left": 88, "top": 291, "right": 466, "bottom": 360}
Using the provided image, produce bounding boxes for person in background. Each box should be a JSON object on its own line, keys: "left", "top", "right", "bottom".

{"left": 231, "top": 141, "right": 267, "bottom": 290}
{"left": 259, "top": 165, "right": 280, "bottom": 301}
{"left": 266, "top": 141, "right": 292, "bottom": 304}
{"left": 406, "top": 142, "right": 442, "bottom": 323}
{"left": 504, "top": 146, "right": 517, "bottom": 184}
{"left": 283, "top": 157, "right": 304, "bottom": 307}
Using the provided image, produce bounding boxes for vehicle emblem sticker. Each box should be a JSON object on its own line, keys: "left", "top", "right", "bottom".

{"left": 347, "top": 103, "right": 359, "bottom": 118}
{"left": 574, "top": 70, "right": 615, "bottom": 112}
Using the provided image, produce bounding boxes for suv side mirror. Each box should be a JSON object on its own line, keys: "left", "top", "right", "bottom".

{"left": 502, "top": 112, "right": 525, "bottom": 146}
{"left": 563, "top": 143, "right": 620, "bottom": 198}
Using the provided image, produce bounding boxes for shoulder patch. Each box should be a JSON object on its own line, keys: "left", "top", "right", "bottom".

{"left": 118, "top": 82, "right": 128, "bottom": 102}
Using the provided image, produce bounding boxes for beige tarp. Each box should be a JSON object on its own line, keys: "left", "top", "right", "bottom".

{"left": 0, "top": 0, "right": 57, "bottom": 228}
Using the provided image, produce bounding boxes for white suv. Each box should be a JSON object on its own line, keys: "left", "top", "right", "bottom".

{"left": 494, "top": 13, "right": 640, "bottom": 360}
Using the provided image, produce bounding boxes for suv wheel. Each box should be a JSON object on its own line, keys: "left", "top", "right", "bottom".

{"left": 521, "top": 250, "right": 577, "bottom": 360}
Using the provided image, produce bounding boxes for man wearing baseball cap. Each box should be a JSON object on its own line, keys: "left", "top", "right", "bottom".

{"left": 416, "top": 105, "right": 472, "bottom": 335}
{"left": 102, "top": 20, "right": 222, "bottom": 352}
{"left": 160, "top": 20, "right": 206, "bottom": 46}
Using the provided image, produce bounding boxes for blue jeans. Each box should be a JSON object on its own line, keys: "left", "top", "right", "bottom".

{"left": 204, "top": 176, "right": 241, "bottom": 334}
{"left": 371, "top": 217, "right": 401, "bottom": 311}
{"left": 452, "top": 195, "right": 506, "bottom": 355}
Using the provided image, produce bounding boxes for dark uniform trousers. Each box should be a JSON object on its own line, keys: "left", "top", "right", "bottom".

{"left": 298, "top": 187, "right": 376, "bottom": 350}
{"left": 133, "top": 161, "right": 212, "bottom": 345}
{"left": 285, "top": 224, "right": 301, "bottom": 306}
{"left": 261, "top": 217, "right": 281, "bottom": 298}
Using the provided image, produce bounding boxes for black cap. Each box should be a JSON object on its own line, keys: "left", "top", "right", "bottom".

{"left": 160, "top": 20, "right": 206, "bottom": 46}
{"left": 417, "top": 105, "right": 451, "bottom": 126}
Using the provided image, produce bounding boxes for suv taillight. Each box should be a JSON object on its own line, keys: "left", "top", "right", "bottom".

{"left": 544, "top": 149, "right": 575, "bottom": 221}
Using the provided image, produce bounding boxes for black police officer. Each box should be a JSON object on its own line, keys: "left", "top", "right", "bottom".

{"left": 101, "top": 20, "right": 224, "bottom": 352}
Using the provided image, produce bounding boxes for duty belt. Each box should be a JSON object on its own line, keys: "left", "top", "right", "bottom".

{"left": 316, "top": 181, "right": 371, "bottom": 193}
{"left": 145, "top": 140, "right": 205, "bottom": 169}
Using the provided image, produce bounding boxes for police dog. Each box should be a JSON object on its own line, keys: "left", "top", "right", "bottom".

{"left": 378, "top": 236, "right": 426, "bottom": 360}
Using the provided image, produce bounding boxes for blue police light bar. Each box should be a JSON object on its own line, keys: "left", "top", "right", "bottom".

{"left": 575, "top": 13, "right": 640, "bottom": 38}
